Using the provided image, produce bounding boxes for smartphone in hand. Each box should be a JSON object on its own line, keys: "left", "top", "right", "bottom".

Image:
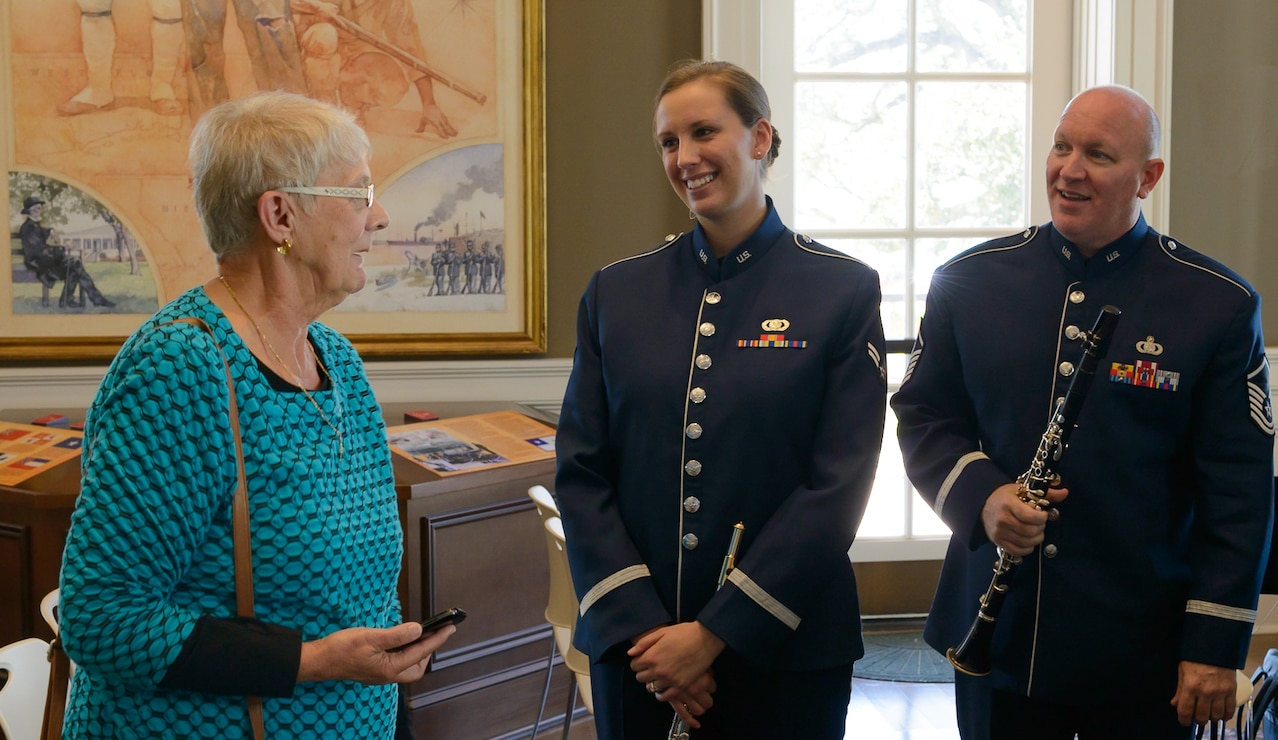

{"left": 389, "top": 607, "right": 467, "bottom": 652}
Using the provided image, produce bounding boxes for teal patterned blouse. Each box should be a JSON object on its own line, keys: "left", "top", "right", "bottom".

{"left": 59, "top": 287, "right": 403, "bottom": 738}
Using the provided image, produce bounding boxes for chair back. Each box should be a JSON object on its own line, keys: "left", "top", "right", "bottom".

{"left": 543, "top": 516, "right": 579, "bottom": 630}
{"left": 528, "top": 484, "right": 559, "bottom": 519}
{"left": 40, "top": 589, "right": 60, "bottom": 637}
{"left": 543, "top": 516, "right": 594, "bottom": 714}
{"left": 0, "top": 637, "right": 52, "bottom": 740}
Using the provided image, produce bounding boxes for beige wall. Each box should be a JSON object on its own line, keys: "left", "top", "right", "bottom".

{"left": 544, "top": 2, "right": 701, "bottom": 357}
{"left": 547, "top": 1, "right": 1278, "bottom": 360}
{"left": 5, "top": 4, "right": 1273, "bottom": 362}
{"left": 1170, "top": 0, "right": 1278, "bottom": 336}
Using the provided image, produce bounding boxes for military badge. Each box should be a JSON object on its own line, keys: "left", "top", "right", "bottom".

{"left": 1110, "top": 360, "right": 1180, "bottom": 391}
{"left": 1136, "top": 336, "right": 1164, "bottom": 356}
{"left": 738, "top": 318, "right": 806, "bottom": 348}
{"left": 738, "top": 333, "right": 807, "bottom": 348}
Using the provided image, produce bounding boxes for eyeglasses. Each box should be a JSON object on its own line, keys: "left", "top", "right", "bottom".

{"left": 278, "top": 183, "right": 375, "bottom": 208}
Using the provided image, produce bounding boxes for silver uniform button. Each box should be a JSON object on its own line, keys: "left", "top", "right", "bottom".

{"left": 1064, "top": 325, "right": 1080, "bottom": 340}
{"left": 699, "top": 322, "right": 716, "bottom": 337}
{"left": 689, "top": 387, "right": 707, "bottom": 403}
{"left": 683, "top": 496, "right": 701, "bottom": 513}
{"left": 1043, "top": 544, "right": 1058, "bottom": 558}
{"left": 695, "top": 354, "right": 712, "bottom": 370}
{"left": 686, "top": 423, "right": 703, "bottom": 439}
{"left": 1059, "top": 361, "right": 1075, "bottom": 377}
{"left": 1069, "top": 290, "right": 1085, "bottom": 304}
{"left": 705, "top": 292, "right": 722, "bottom": 305}
{"left": 684, "top": 460, "right": 702, "bottom": 476}
{"left": 682, "top": 533, "right": 699, "bottom": 550}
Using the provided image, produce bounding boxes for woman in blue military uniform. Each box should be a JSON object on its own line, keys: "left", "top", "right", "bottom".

{"left": 555, "top": 60, "right": 888, "bottom": 739}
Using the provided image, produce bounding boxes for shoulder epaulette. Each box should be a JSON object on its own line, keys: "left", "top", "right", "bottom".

{"left": 599, "top": 231, "right": 686, "bottom": 271}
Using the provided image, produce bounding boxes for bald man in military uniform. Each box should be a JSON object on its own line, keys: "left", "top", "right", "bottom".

{"left": 893, "top": 86, "right": 1273, "bottom": 738}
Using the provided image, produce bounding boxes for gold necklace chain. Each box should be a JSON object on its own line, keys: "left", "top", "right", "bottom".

{"left": 217, "top": 275, "right": 345, "bottom": 458}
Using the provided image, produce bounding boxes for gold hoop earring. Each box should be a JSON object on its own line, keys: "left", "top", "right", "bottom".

{"left": 688, "top": 209, "right": 696, "bottom": 221}
{"left": 277, "top": 238, "right": 292, "bottom": 256}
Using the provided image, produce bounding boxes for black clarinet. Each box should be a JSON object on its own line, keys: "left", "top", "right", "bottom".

{"left": 947, "top": 305, "right": 1121, "bottom": 677}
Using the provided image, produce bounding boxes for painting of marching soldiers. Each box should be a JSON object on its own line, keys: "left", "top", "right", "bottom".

{"left": 4, "top": 0, "right": 503, "bottom": 318}
{"left": 339, "top": 142, "right": 506, "bottom": 312}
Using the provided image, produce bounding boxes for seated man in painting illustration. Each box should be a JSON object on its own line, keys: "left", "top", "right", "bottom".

{"left": 293, "top": 0, "right": 458, "bottom": 138}
{"left": 18, "top": 197, "right": 115, "bottom": 309}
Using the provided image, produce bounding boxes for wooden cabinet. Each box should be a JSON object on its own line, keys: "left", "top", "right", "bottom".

{"left": 0, "top": 403, "right": 580, "bottom": 739}
{"left": 0, "top": 450, "right": 76, "bottom": 644}
{"left": 385, "top": 403, "right": 580, "bottom": 737}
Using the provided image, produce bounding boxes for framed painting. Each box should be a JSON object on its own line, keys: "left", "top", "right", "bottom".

{"left": 1, "top": 0, "right": 545, "bottom": 361}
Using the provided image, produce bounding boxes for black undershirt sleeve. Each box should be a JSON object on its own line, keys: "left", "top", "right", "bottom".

{"left": 158, "top": 616, "right": 302, "bottom": 697}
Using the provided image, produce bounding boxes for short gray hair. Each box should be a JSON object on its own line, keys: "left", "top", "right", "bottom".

{"left": 188, "top": 91, "right": 370, "bottom": 258}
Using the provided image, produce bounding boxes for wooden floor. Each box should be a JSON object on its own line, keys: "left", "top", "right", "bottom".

{"left": 846, "top": 678, "right": 959, "bottom": 738}
{"left": 542, "top": 677, "right": 958, "bottom": 739}
{"left": 542, "top": 633, "right": 1278, "bottom": 740}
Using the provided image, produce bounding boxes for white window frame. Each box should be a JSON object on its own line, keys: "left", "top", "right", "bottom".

{"left": 703, "top": 0, "right": 1174, "bottom": 562}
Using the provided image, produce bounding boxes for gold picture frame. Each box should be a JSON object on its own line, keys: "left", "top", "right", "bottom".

{"left": 2, "top": 0, "right": 545, "bottom": 361}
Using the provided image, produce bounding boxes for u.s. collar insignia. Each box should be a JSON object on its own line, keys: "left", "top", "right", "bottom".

{"left": 1136, "top": 336, "right": 1164, "bottom": 356}
{"left": 739, "top": 318, "right": 806, "bottom": 348}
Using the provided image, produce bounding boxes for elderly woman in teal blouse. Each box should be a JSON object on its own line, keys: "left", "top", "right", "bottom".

{"left": 58, "top": 91, "right": 453, "bottom": 738}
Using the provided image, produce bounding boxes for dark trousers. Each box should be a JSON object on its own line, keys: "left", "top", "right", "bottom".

{"left": 589, "top": 650, "right": 852, "bottom": 740}
{"left": 954, "top": 671, "right": 991, "bottom": 740}
{"left": 956, "top": 672, "right": 1193, "bottom": 740}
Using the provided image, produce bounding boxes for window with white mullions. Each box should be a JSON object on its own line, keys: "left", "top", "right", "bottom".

{"left": 709, "top": 0, "right": 1071, "bottom": 549}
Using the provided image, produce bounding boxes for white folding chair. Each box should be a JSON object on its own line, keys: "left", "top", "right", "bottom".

{"left": 0, "top": 637, "right": 52, "bottom": 740}
{"left": 40, "top": 588, "right": 60, "bottom": 637}
{"left": 544, "top": 517, "right": 593, "bottom": 729}
{"left": 528, "top": 483, "right": 560, "bottom": 518}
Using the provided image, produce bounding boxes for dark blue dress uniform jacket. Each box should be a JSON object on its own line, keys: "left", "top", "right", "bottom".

{"left": 555, "top": 204, "right": 887, "bottom": 672}
{"left": 892, "top": 216, "right": 1275, "bottom": 705}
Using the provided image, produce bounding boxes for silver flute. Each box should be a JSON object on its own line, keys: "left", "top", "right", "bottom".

{"left": 667, "top": 522, "right": 744, "bottom": 740}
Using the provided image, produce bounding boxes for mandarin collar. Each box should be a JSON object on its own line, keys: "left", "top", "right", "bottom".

{"left": 1048, "top": 213, "right": 1148, "bottom": 279}
{"left": 690, "top": 198, "right": 786, "bottom": 282}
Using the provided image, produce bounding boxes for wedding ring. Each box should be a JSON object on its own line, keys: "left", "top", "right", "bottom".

{"left": 647, "top": 681, "right": 657, "bottom": 694}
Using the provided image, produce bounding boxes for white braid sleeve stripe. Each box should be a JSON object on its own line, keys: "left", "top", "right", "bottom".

{"left": 1185, "top": 600, "right": 1256, "bottom": 624}
{"left": 580, "top": 564, "right": 651, "bottom": 617}
{"left": 935, "top": 451, "right": 991, "bottom": 517}
{"left": 726, "top": 569, "right": 801, "bottom": 630}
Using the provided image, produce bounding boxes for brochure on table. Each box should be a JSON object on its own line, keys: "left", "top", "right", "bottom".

{"left": 0, "top": 421, "right": 83, "bottom": 487}
{"left": 386, "top": 410, "right": 556, "bottom": 477}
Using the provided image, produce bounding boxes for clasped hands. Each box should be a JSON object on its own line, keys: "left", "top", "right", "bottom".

{"left": 629, "top": 622, "right": 725, "bottom": 729}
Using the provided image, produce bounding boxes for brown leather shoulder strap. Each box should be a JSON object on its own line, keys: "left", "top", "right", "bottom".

{"left": 41, "top": 637, "right": 71, "bottom": 740}
{"left": 164, "top": 317, "right": 253, "bottom": 617}
{"left": 163, "top": 317, "right": 264, "bottom": 740}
